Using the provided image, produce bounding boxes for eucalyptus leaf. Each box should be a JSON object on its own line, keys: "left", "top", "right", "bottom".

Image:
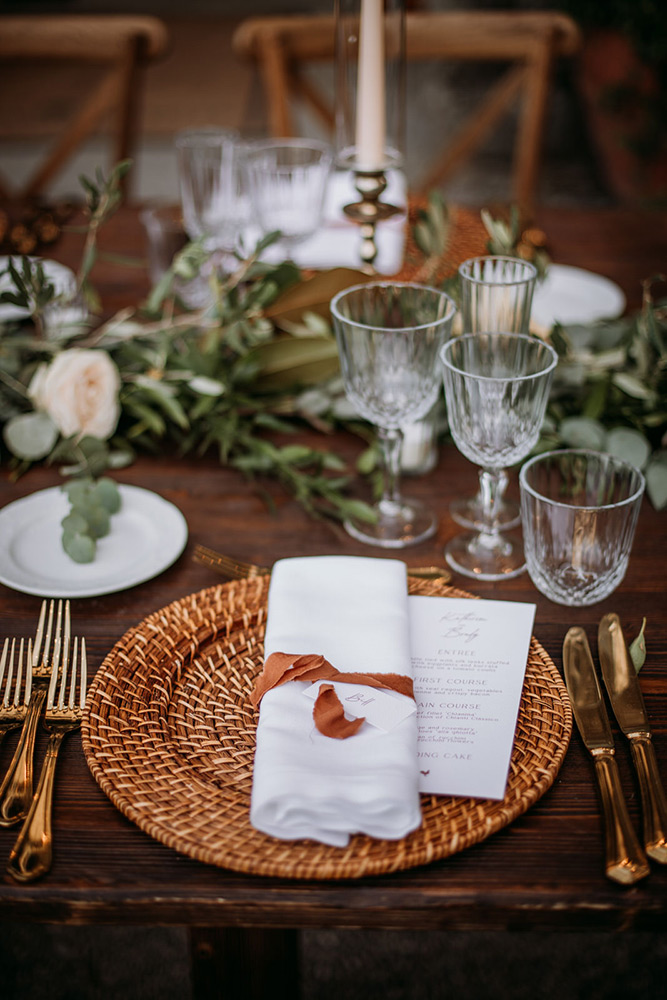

{"left": 93, "top": 477, "right": 122, "bottom": 514}
{"left": 605, "top": 427, "right": 651, "bottom": 470}
{"left": 62, "top": 529, "right": 96, "bottom": 564}
{"left": 3, "top": 412, "right": 58, "bottom": 460}
{"left": 646, "top": 459, "right": 667, "bottom": 510}
{"left": 559, "top": 416, "right": 607, "bottom": 450}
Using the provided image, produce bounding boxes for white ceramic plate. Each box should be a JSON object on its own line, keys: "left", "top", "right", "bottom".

{"left": 0, "top": 256, "right": 77, "bottom": 322}
{"left": 532, "top": 264, "right": 626, "bottom": 329}
{"left": 0, "top": 485, "right": 188, "bottom": 598}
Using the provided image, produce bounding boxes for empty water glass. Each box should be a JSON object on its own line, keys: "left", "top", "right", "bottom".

{"left": 519, "top": 449, "right": 645, "bottom": 605}
{"left": 175, "top": 127, "right": 246, "bottom": 253}
{"left": 243, "top": 139, "right": 333, "bottom": 252}
{"left": 453, "top": 255, "right": 538, "bottom": 533}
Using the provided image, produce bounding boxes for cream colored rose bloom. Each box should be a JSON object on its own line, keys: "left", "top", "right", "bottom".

{"left": 29, "top": 349, "right": 121, "bottom": 440}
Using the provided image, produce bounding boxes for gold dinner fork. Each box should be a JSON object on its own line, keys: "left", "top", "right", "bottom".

{"left": 193, "top": 543, "right": 452, "bottom": 583}
{"left": 0, "top": 599, "right": 70, "bottom": 827}
{"left": 7, "top": 634, "right": 87, "bottom": 883}
{"left": 0, "top": 637, "right": 32, "bottom": 748}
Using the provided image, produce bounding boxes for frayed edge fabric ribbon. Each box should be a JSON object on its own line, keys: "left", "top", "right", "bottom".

{"left": 250, "top": 651, "right": 414, "bottom": 740}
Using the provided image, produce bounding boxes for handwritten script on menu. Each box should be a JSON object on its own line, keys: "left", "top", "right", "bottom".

{"left": 409, "top": 596, "right": 536, "bottom": 800}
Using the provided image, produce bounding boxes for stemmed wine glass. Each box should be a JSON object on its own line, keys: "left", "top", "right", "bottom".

{"left": 175, "top": 127, "right": 247, "bottom": 256}
{"left": 440, "top": 332, "right": 557, "bottom": 580}
{"left": 330, "top": 282, "right": 456, "bottom": 548}
{"left": 452, "top": 256, "right": 538, "bottom": 532}
{"left": 242, "top": 139, "right": 333, "bottom": 256}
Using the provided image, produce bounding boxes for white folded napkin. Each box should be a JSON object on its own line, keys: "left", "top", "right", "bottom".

{"left": 244, "top": 169, "right": 407, "bottom": 276}
{"left": 250, "top": 555, "right": 421, "bottom": 846}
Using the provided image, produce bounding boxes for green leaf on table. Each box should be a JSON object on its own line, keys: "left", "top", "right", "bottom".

{"left": 629, "top": 618, "right": 647, "bottom": 673}
{"left": 3, "top": 411, "right": 59, "bottom": 460}
{"left": 605, "top": 427, "right": 651, "bottom": 470}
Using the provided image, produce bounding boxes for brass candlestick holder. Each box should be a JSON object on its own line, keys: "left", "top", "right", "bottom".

{"left": 343, "top": 168, "right": 401, "bottom": 271}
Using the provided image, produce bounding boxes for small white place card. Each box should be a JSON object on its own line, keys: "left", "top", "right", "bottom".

{"left": 303, "top": 680, "right": 416, "bottom": 733}
{"left": 409, "top": 595, "right": 536, "bottom": 801}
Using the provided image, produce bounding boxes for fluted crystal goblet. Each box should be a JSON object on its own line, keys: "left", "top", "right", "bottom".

{"left": 331, "top": 282, "right": 456, "bottom": 547}
{"left": 452, "top": 255, "right": 538, "bottom": 533}
{"left": 441, "top": 331, "right": 557, "bottom": 580}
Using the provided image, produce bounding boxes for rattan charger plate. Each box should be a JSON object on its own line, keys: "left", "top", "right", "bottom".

{"left": 82, "top": 576, "right": 571, "bottom": 880}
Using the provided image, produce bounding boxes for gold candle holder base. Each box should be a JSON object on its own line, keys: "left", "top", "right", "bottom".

{"left": 343, "top": 169, "right": 401, "bottom": 270}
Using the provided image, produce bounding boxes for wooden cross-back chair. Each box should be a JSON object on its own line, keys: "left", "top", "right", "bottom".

{"left": 0, "top": 16, "right": 169, "bottom": 199}
{"left": 232, "top": 11, "right": 581, "bottom": 212}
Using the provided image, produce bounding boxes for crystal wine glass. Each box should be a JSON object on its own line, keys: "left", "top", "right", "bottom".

{"left": 452, "top": 256, "right": 538, "bottom": 532}
{"left": 330, "top": 282, "right": 456, "bottom": 547}
{"left": 175, "top": 127, "right": 247, "bottom": 255}
{"left": 242, "top": 139, "right": 333, "bottom": 255}
{"left": 441, "top": 332, "right": 557, "bottom": 580}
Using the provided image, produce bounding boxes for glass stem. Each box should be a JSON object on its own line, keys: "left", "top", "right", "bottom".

{"left": 378, "top": 427, "right": 403, "bottom": 507}
{"left": 478, "top": 468, "right": 505, "bottom": 535}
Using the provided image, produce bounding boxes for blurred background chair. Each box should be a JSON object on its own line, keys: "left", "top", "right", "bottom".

{"left": 233, "top": 10, "right": 581, "bottom": 212}
{"left": 0, "top": 15, "right": 169, "bottom": 200}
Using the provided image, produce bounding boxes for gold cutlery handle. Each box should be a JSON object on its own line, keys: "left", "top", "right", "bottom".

{"left": 6, "top": 728, "right": 66, "bottom": 883}
{"left": 593, "top": 751, "right": 650, "bottom": 884}
{"left": 629, "top": 735, "right": 667, "bottom": 863}
{"left": 0, "top": 688, "right": 47, "bottom": 827}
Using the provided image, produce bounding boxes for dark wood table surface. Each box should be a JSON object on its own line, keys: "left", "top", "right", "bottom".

{"left": 0, "top": 207, "right": 665, "bottom": 977}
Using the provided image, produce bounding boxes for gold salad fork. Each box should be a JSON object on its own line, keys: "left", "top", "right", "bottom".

{"left": 0, "top": 637, "right": 32, "bottom": 748}
{"left": 0, "top": 599, "right": 70, "bottom": 827}
{"left": 193, "top": 544, "right": 453, "bottom": 583}
{"left": 7, "top": 634, "right": 87, "bottom": 883}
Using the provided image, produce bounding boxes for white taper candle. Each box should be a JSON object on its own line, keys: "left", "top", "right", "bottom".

{"left": 355, "top": 0, "right": 386, "bottom": 170}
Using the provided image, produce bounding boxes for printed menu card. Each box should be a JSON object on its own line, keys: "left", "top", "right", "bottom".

{"left": 409, "top": 595, "right": 536, "bottom": 800}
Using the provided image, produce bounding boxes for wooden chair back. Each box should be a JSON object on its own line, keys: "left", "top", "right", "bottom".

{"left": 232, "top": 11, "right": 581, "bottom": 211}
{"left": 0, "top": 15, "right": 169, "bottom": 199}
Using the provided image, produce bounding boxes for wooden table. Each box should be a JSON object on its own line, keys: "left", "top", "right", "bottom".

{"left": 0, "top": 205, "right": 665, "bottom": 997}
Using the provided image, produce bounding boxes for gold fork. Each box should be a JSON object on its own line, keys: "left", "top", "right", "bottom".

{"left": 0, "top": 599, "right": 70, "bottom": 827}
{"left": 193, "top": 544, "right": 452, "bottom": 583}
{"left": 0, "top": 637, "right": 32, "bottom": 748}
{"left": 7, "top": 634, "right": 87, "bottom": 883}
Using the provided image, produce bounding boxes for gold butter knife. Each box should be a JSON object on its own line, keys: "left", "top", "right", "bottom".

{"left": 598, "top": 613, "right": 667, "bottom": 864}
{"left": 563, "top": 626, "right": 649, "bottom": 884}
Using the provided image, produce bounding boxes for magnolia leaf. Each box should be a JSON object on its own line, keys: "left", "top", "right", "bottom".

{"left": 265, "top": 268, "right": 369, "bottom": 326}
{"left": 62, "top": 529, "right": 96, "bottom": 564}
{"left": 629, "top": 618, "right": 647, "bottom": 673}
{"left": 559, "top": 416, "right": 606, "bottom": 450}
{"left": 3, "top": 411, "right": 59, "bottom": 460}
{"left": 645, "top": 458, "right": 667, "bottom": 510}
{"left": 605, "top": 427, "right": 651, "bottom": 470}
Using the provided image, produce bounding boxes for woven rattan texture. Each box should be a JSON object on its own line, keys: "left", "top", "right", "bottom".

{"left": 82, "top": 576, "right": 572, "bottom": 879}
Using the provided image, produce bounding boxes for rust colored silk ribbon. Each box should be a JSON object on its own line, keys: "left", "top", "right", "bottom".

{"left": 251, "top": 651, "right": 414, "bottom": 740}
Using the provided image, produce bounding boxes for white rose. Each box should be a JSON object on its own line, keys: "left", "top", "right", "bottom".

{"left": 28, "top": 348, "right": 121, "bottom": 440}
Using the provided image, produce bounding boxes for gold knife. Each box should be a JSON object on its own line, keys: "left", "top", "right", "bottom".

{"left": 598, "top": 613, "right": 667, "bottom": 864}
{"left": 563, "top": 626, "right": 650, "bottom": 884}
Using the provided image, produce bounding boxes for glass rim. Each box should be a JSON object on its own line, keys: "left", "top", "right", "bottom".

{"left": 174, "top": 126, "right": 240, "bottom": 148}
{"left": 242, "top": 137, "right": 333, "bottom": 157}
{"left": 458, "top": 255, "right": 538, "bottom": 286}
{"left": 440, "top": 332, "right": 558, "bottom": 382}
{"left": 330, "top": 281, "right": 457, "bottom": 334}
{"left": 519, "top": 448, "right": 646, "bottom": 511}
